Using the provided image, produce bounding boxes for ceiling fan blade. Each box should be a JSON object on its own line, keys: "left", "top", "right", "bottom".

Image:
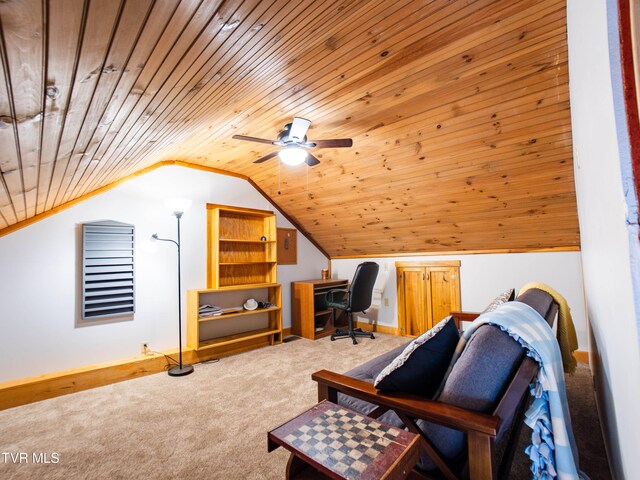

{"left": 253, "top": 151, "right": 280, "bottom": 164}
{"left": 305, "top": 153, "right": 321, "bottom": 167}
{"left": 289, "top": 117, "right": 311, "bottom": 141}
{"left": 312, "top": 138, "right": 353, "bottom": 148}
{"left": 232, "top": 134, "right": 275, "bottom": 145}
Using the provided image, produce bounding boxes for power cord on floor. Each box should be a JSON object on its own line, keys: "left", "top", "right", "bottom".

{"left": 145, "top": 349, "right": 220, "bottom": 369}
{"left": 195, "top": 358, "right": 220, "bottom": 366}
{"left": 146, "top": 349, "right": 179, "bottom": 366}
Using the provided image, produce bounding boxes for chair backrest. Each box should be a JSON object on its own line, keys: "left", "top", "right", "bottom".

{"left": 348, "top": 262, "right": 379, "bottom": 313}
{"left": 418, "top": 290, "right": 560, "bottom": 477}
{"left": 515, "top": 288, "right": 558, "bottom": 328}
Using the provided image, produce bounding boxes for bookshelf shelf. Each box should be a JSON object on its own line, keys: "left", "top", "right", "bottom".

{"left": 219, "top": 261, "right": 277, "bottom": 265}
{"left": 219, "top": 239, "right": 276, "bottom": 244}
{"left": 198, "top": 328, "right": 281, "bottom": 350}
{"left": 187, "top": 284, "right": 282, "bottom": 352}
{"left": 207, "top": 204, "right": 277, "bottom": 289}
{"left": 198, "top": 306, "right": 281, "bottom": 323}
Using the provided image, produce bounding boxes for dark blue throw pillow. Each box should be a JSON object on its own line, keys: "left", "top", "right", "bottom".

{"left": 373, "top": 316, "right": 460, "bottom": 398}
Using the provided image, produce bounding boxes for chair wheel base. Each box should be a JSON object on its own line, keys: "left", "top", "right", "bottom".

{"left": 330, "top": 327, "right": 375, "bottom": 345}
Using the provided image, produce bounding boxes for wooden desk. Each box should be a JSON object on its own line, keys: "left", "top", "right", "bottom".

{"left": 291, "top": 279, "right": 349, "bottom": 340}
{"left": 268, "top": 400, "right": 420, "bottom": 480}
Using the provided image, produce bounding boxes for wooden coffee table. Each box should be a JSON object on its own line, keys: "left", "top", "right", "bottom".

{"left": 268, "top": 400, "right": 420, "bottom": 479}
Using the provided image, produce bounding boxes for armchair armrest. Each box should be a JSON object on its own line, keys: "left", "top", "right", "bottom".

{"left": 313, "top": 370, "right": 502, "bottom": 479}
{"left": 311, "top": 369, "right": 498, "bottom": 437}
{"left": 450, "top": 311, "right": 482, "bottom": 328}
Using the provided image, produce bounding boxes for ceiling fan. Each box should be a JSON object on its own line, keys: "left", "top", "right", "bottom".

{"left": 232, "top": 117, "right": 353, "bottom": 166}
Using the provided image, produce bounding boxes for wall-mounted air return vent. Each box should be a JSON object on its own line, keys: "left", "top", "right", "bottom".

{"left": 82, "top": 221, "right": 135, "bottom": 320}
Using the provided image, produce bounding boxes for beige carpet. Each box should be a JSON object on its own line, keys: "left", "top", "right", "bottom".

{"left": 0, "top": 334, "right": 408, "bottom": 480}
{"left": 0, "top": 334, "right": 610, "bottom": 479}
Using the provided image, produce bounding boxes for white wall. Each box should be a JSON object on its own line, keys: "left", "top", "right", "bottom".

{"left": 0, "top": 165, "right": 327, "bottom": 382}
{"left": 567, "top": 0, "right": 640, "bottom": 478}
{"left": 331, "top": 252, "right": 588, "bottom": 348}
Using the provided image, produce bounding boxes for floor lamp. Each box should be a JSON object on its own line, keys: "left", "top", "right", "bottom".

{"left": 152, "top": 198, "right": 194, "bottom": 377}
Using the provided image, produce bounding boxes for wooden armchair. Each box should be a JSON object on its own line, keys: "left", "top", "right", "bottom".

{"left": 311, "top": 299, "right": 558, "bottom": 480}
{"left": 312, "top": 353, "right": 537, "bottom": 480}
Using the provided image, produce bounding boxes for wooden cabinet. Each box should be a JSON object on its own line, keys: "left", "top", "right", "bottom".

{"left": 207, "top": 204, "right": 277, "bottom": 288}
{"left": 291, "top": 279, "right": 349, "bottom": 340}
{"left": 187, "top": 283, "right": 282, "bottom": 353}
{"left": 396, "top": 261, "right": 461, "bottom": 336}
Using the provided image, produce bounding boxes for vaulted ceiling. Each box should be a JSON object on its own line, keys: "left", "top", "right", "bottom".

{"left": 0, "top": 0, "right": 577, "bottom": 257}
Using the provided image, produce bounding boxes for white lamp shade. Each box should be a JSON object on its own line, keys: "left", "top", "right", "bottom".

{"left": 144, "top": 235, "right": 159, "bottom": 252}
{"left": 279, "top": 147, "right": 307, "bottom": 166}
{"left": 164, "top": 198, "right": 192, "bottom": 214}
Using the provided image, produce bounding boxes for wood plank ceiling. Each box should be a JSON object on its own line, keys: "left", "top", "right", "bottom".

{"left": 0, "top": 0, "right": 578, "bottom": 257}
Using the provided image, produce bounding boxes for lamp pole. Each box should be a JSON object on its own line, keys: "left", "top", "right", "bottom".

{"left": 152, "top": 209, "right": 194, "bottom": 377}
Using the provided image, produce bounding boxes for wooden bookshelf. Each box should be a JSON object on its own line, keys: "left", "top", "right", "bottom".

{"left": 187, "top": 284, "right": 282, "bottom": 352}
{"left": 207, "top": 204, "right": 277, "bottom": 288}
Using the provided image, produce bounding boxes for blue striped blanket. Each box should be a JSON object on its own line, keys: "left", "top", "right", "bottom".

{"left": 447, "top": 302, "right": 587, "bottom": 480}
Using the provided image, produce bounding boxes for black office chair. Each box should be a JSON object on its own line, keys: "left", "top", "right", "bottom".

{"left": 326, "top": 262, "right": 379, "bottom": 345}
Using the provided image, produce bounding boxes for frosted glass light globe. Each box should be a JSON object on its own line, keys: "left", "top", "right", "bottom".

{"left": 279, "top": 147, "right": 307, "bottom": 166}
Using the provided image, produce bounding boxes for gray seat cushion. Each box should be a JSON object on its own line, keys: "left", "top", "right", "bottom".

{"left": 343, "top": 343, "right": 409, "bottom": 383}
{"left": 338, "top": 342, "right": 409, "bottom": 428}
{"left": 337, "top": 393, "right": 405, "bottom": 429}
{"left": 415, "top": 325, "right": 525, "bottom": 470}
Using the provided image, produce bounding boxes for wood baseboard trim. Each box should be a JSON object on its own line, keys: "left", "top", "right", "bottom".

{"left": 0, "top": 337, "right": 271, "bottom": 411}
{"left": 355, "top": 321, "right": 399, "bottom": 336}
{"left": 574, "top": 350, "right": 589, "bottom": 364}
{"left": 1, "top": 337, "right": 587, "bottom": 411}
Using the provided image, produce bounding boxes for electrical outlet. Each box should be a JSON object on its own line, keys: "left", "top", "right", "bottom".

{"left": 384, "top": 298, "right": 389, "bottom": 306}
{"left": 141, "top": 342, "right": 149, "bottom": 355}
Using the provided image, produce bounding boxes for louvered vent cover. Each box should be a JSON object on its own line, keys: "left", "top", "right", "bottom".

{"left": 82, "top": 221, "right": 135, "bottom": 320}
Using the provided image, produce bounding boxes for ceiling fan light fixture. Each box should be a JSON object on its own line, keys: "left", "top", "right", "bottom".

{"left": 235, "top": 117, "right": 352, "bottom": 166}
{"left": 279, "top": 147, "right": 307, "bottom": 166}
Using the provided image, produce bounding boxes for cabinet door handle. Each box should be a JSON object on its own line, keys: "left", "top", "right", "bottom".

{"left": 422, "top": 272, "right": 425, "bottom": 280}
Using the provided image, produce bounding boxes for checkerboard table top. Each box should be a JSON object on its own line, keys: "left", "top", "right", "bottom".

{"left": 268, "top": 400, "right": 420, "bottom": 480}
